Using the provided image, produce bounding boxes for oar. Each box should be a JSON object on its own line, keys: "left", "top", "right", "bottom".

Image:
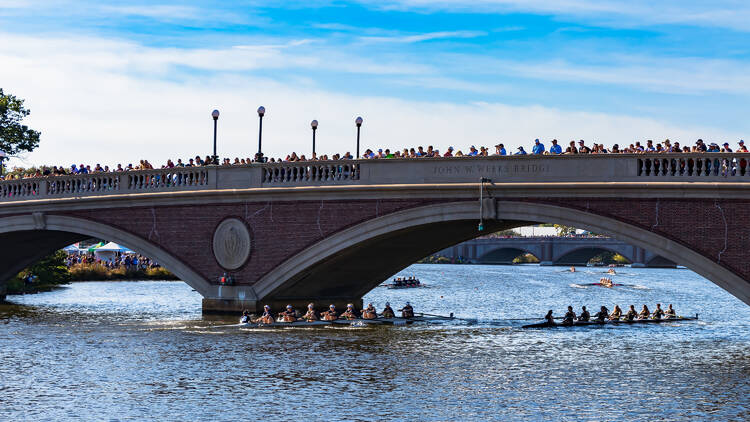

{"left": 416, "top": 312, "right": 477, "bottom": 322}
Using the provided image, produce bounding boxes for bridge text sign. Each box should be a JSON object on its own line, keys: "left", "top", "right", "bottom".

{"left": 432, "top": 163, "right": 551, "bottom": 177}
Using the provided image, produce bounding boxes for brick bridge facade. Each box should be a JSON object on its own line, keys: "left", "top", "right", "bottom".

{"left": 1, "top": 154, "right": 749, "bottom": 312}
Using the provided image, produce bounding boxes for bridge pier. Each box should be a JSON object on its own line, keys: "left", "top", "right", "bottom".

{"left": 631, "top": 246, "right": 647, "bottom": 268}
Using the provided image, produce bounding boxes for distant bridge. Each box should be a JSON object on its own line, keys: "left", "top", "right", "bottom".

{"left": 435, "top": 237, "right": 676, "bottom": 267}
{"left": 1, "top": 153, "right": 750, "bottom": 311}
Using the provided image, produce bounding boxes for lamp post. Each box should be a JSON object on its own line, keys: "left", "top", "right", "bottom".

{"left": 0, "top": 150, "right": 6, "bottom": 177}
{"left": 255, "top": 106, "right": 265, "bottom": 163}
{"left": 311, "top": 119, "right": 318, "bottom": 157}
{"left": 355, "top": 116, "right": 363, "bottom": 159}
{"left": 211, "top": 109, "right": 220, "bottom": 164}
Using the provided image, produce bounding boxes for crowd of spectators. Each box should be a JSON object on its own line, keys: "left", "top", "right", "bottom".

{"left": 1, "top": 138, "right": 746, "bottom": 181}
{"left": 66, "top": 253, "right": 161, "bottom": 271}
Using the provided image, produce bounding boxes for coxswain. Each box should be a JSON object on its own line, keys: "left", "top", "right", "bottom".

{"left": 253, "top": 305, "right": 275, "bottom": 324}
{"left": 562, "top": 306, "right": 576, "bottom": 325}
{"left": 594, "top": 306, "right": 609, "bottom": 322}
{"left": 578, "top": 306, "right": 590, "bottom": 322}
{"left": 652, "top": 303, "right": 664, "bottom": 320}
{"left": 399, "top": 302, "right": 415, "bottom": 318}
{"left": 664, "top": 304, "right": 676, "bottom": 319}
{"left": 609, "top": 305, "right": 622, "bottom": 320}
{"left": 240, "top": 310, "right": 251, "bottom": 324}
{"left": 638, "top": 304, "right": 650, "bottom": 320}
{"left": 278, "top": 304, "right": 298, "bottom": 322}
{"left": 544, "top": 310, "right": 555, "bottom": 325}
{"left": 302, "top": 303, "right": 319, "bottom": 321}
{"left": 340, "top": 304, "right": 358, "bottom": 320}
{"left": 321, "top": 304, "right": 338, "bottom": 321}
{"left": 625, "top": 305, "right": 637, "bottom": 321}
{"left": 361, "top": 303, "right": 377, "bottom": 319}
{"left": 570, "top": 266, "right": 576, "bottom": 273}
{"left": 381, "top": 302, "right": 395, "bottom": 318}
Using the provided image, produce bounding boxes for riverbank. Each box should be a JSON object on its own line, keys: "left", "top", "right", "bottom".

{"left": 6, "top": 262, "right": 178, "bottom": 295}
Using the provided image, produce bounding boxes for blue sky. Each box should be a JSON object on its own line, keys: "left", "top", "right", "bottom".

{"left": 1, "top": 1, "right": 748, "bottom": 166}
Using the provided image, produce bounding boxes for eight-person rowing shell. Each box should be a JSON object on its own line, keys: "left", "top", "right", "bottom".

{"left": 241, "top": 301, "right": 419, "bottom": 324}
{"left": 525, "top": 303, "right": 692, "bottom": 328}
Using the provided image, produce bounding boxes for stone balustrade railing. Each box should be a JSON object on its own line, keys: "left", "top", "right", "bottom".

{"left": 2, "top": 153, "right": 750, "bottom": 202}
{"left": 261, "top": 162, "right": 360, "bottom": 184}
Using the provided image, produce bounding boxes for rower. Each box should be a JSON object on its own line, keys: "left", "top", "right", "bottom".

{"left": 399, "top": 302, "right": 415, "bottom": 318}
{"left": 544, "top": 310, "right": 555, "bottom": 325}
{"left": 637, "top": 304, "right": 650, "bottom": 320}
{"left": 664, "top": 304, "right": 676, "bottom": 319}
{"left": 302, "top": 303, "right": 319, "bottom": 321}
{"left": 578, "top": 306, "right": 590, "bottom": 322}
{"left": 570, "top": 266, "right": 576, "bottom": 272}
{"left": 278, "top": 304, "right": 298, "bottom": 322}
{"left": 340, "top": 304, "right": 358, "bottom": 320}
{"left": 361, "top": 303, "right": 377, "bottom": 320}
{"left": 240, "top": 310, "right": 251, "bottom": 324}
{"left": 321, "top": 304, "right": 338, "bottom": 321}
{"left": 381, "top": 302, "right": 396, "bottom": 318}
{"left": 562, "top": 306, "right": 576, "bottom": 325}
{"left": 253, "top": 305, "right": 275, "bottom": 324}
{"left": 625, "top": 305, "right": 637, "bottom": 321}
{"left": 652, "top": 303, "right": 664, "bottom": 320}
{"left": 593, "top": 306, "right": 609, "bottom": 322}
{"left": 609, "top": 305, "right": 622, "bottom": 321}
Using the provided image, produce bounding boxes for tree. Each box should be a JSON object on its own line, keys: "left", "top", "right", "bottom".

{"left": 554, "top": 224, "right": 577, "bottom": 236}
{"left": 0, "top": 88, "right": 41, "bottom": 155}
{"left": 19, "top": 250, "right": 71, "bottom": 285}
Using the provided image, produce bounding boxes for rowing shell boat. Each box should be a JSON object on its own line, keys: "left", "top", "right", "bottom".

{"left": 239, "top": 316, "right": 440, "bottom": 328}
{"left": 522, "top": 314, "right": 698, "bottom": 329}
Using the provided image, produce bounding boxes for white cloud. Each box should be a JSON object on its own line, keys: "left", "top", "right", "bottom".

{"left": 360, "top": 30, "right": 486, "bottom": 43}
{"left": 0, "top": 32, "right": 743, "bottom": 169}
{"left": 359, "top": 0, "right": 750, "bottom": 31}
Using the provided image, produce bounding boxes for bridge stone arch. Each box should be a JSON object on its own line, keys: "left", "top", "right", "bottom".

{"left": 477, "top": 247, "right": 541, "bottom": 264}
{"left": 254, "top": 200, "right": 750, "bottom": 307}
{"left": 0, "top": 214, "right": 212, "bottom": 296}
{"left": 552, "top": 245, "right": 634, "bottom": 266}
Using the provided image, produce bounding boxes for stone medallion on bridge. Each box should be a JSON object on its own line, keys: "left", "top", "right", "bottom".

{"left": 212, "top": 218, "right": 252, "bottom": 270}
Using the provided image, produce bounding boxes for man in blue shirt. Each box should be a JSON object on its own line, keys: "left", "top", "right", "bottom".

{"left": 494, "top": 144, "right": 507, "bottom": 155}
{"left": 549, "top": 139, "right": 562, "bottom": 154}
{"left": 515, "top": 146, "right": 527, "bottom": 155}
{"left": 531, "top": 139, "right": 545, "bottom": 155}
{"left": 468, "top": 146, "right": 479, "bottom": 156}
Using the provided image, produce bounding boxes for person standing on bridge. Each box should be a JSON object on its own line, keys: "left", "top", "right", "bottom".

{"left": 549, "top": 139, "right": 562, "bottom": 155}
{"left": 532, "top": 139, "right": 545, "bottom": 155}
{"left": 494, "top": 144, "right": 507, "bottom": 155}
{"left": 515, "top": 146, "right": 527, "bottom": 155}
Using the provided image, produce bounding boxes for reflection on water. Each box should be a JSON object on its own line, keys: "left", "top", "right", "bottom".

{"left": 1, "top": 265, "right": 748, "bottom": 421}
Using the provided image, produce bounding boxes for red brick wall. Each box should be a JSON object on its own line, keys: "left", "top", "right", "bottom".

{"left": 59, "top": 199, "right": 443, "bottom": 284}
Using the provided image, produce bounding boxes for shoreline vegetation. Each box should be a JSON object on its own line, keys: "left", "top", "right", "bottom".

{"left": 6, "top": 251, "right": 177, "bottom": 296}
{"left": 418, "top": 252, "right": 629, "bottom": 265}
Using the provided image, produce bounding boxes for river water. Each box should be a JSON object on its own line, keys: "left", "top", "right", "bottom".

{"left": 1, "top": 264, "right": 748, "bottom": 421}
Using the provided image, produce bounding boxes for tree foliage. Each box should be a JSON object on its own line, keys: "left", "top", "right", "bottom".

{"left": 553, "top": 224, "right": 577, "bottom": 236}
{"left": 19, "top": 250, "right": 71, "bottom": 285}
{"left": 0, "top": 88, "right": 41, "bottom": 155}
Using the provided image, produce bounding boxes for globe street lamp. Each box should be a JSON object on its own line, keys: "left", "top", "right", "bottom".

{"left": 355, "top": 116, "right": 363, "bottom": 159}
{"left": 311, "top": 119, "right": 318, "bottom": 157}
{"left": 255, "top": 106, "right": 265, "bottom": 163}
{"left": 211, "top": 109, "right": 220, "bottom": 164}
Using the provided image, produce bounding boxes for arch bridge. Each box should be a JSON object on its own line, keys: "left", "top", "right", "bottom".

{"left": 442, "top": 237, "right": 675, "bottom": 267}
{"left": 1, "top": 153, "right": 749, "bottom": 312}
